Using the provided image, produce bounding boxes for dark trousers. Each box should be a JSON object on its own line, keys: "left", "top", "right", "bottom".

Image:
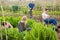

{"left": 44, "top": 18, "right": 57, "bottom": 26}
{"left": 29, "top": 9, "right": 33, "bottom": 18}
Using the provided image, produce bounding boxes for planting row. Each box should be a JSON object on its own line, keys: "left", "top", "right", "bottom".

{"left": 0, "top": 22, "right": 58, "bottom": 40}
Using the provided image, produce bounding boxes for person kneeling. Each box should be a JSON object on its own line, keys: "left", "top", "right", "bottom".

{"left": 42, "top": 8, "right": 58, "bottom": 31}
{"left": 18, "top": 16, "right": 31, "bottom": 32}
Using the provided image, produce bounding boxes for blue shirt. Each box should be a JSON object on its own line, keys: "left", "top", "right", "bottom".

{"left": 29, "top": 3, "right": 35, "bottom": 10}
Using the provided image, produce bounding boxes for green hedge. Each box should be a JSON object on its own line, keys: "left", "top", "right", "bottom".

{"left": 1, "top": 22, "right": 58, "bottom": 40}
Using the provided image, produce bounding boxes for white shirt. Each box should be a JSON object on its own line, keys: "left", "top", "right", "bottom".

{"left": 42, "top": 12, "right": 49, "bottom": 20}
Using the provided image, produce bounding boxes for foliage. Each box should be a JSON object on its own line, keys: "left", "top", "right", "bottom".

{"left": 12, "top": 5, "right": 19, "bottom": 12}
{"left": 27, "top": 19, "right": 35, "bottom": 27}
{"left": 2, "top": 28, "right": 24, "bottom": 40}
{"left": 0, "top": 5, "right": 60, "bottom": 15}
{"left": 0, "top": 16, "right": 21, "bottom": 27}
{"left": 0, "top": 16, "right": 36, "bottom": 28}
{"left": 0, "top": 22, "right": 58, "bottom": 40}
{"left": 24, "top": 22, "right": 58, "bottom": 40}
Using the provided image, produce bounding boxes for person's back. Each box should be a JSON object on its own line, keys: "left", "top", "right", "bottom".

{"left": 18, "top": 21, "right": 26, "bottom": 32}
{"left": 29, "top": 2, "right": 35, "bottom": 10}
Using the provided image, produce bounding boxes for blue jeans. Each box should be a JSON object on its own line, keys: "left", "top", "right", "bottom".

{"left": 44, "top": 18, "right": 57, "bottom": 26}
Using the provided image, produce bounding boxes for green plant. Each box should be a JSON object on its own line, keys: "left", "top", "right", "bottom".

{"left": 12, "top": 5, "right": 19, "bottom": 12}
{"left": 27, "top": 19, "right": 35, "bottom": 27}
{"left": 2, "top": 28, "right": 24, "bottom": 40}
{"left": 0, "top": 16, "right": 21, "bottom": 28}
{"left": 25, "top": 22, "right": 58, "bottom": 40}
{"left": 0, "top": 16, "right": 36, "bottom": 28}
{"left": 0, "top": 22, "right": 58, "bottom": 40}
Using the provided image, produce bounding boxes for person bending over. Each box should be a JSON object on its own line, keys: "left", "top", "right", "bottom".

{"left": 18, "top": 16, "right": 31, "bottom": 32}
{"left": 2, "top": 22, "right": 13, "bottom": 28}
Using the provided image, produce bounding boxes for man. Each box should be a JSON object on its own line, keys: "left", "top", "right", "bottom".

{"left": 28, "top": 1, "right": 35, "bottom": 18}
{"left": 42, "top": 8, "right": 57, "bottom": 31}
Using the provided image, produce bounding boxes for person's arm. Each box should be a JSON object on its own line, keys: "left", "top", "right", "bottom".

{"left": 8, "top": 23, "right": 13, "bottom": 28}
{"left": 18, "top": 22, "right": 23, "bottom": 32}
{"left": 10, "top": 24, "right": 13, "bottom": 28}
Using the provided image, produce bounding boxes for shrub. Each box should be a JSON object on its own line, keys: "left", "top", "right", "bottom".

{"left": 0, "top": 16, "right": 21, "bottom": 28}
{"left": 24, "top": 22, "right": 58, "bottom": 40}
{"left": 27, "top": 19, "right": 35, "bottom": 27}
{"left": 6, "top": 16, "right": 21, "bottom": 27}
{"left": 22, "top": 6, "right": 28, "bottom": 14}
{"left": 1, "top": 22, "right": 58, "bottom": 40}
{"left": 0, "top": 16, "right": 37, "bottom": 28}
{"left": 12, "top": 5, "right": 19, "bottom": 12}
{"left": 2, "top": 28, "right": 24, "bottom": 40}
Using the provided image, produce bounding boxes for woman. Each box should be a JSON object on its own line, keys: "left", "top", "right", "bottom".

{"left": 18, "top": 16, "right": 31, "bottom": 32}
{"left": 2, "top": 22, "right": 13, "bottom": 28}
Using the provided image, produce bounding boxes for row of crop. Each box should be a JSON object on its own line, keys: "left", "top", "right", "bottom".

{"left": 0, "top": 5, "right": 60, "bottom": 15}
{"left": 0, "top": 5, "right": 60, "bottom": 11}
{"left": 0, "top": 11, "right": 60, "bottom": 17}
{"left": 0, "top": 22, "right": 58, "bottom": 40}
{"left": 0, "top": 5, "right": 28, "bottom": 14}
{"left": 33, "top": 11, "right": 60, "bottom": 15}
{"left": 0, "top": 16, "right": 35, "bottom": 28}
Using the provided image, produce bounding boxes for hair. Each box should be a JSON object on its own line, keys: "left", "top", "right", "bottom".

{"left": 22, "top": 16, "right": 27, "bottom": 21}
{"left": 1, "top": 22, "right": 7, "bottom": 26}
{"left": 45, "top": 8, "right": 48, "bottom": 11}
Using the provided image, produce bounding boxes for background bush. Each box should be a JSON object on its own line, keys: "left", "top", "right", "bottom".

{"left": 0, "top": 5, "right": 60, "bottom": 15}
{"left": 12, "top": 5, "right": 19, "bottom": 12}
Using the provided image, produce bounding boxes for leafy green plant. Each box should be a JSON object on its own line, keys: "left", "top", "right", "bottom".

{"left": 2, "top": 28, "right": 24, "bottom": 40}
{"left": 12, "top": 5, "right": 19, "bottom": 12}
{"left": 0, "top": 16, "right": 21, "bottom": 28}
{"left": 0, "top": 22, "right": 58, "bottom": 40}
{"left": 27, "top": 19, "right": 35, "bottom": 27}
{"left": 25, "top": 22, "right": 58, "bottom": 40}
{"left": 0, "top": 16, "right": 35, "bottom": 28}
